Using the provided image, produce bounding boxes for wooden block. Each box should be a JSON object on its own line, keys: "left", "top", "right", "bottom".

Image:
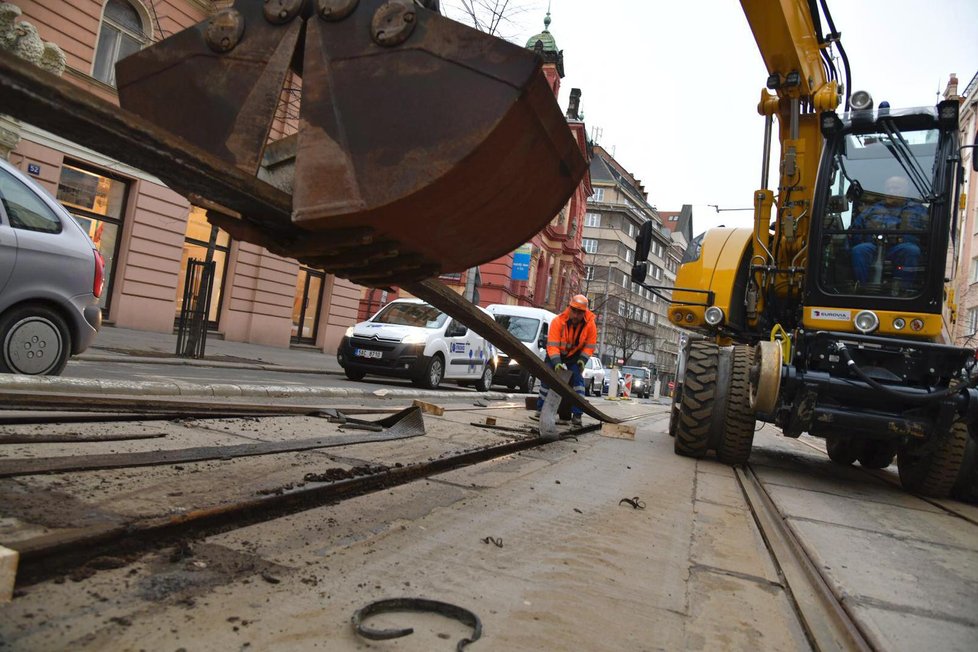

{"left": 524, "top": 396, "right": 537, "bottom": 410}
{"left": 0, "top": 545, "right": 18, "bottom": 603}
{"left": 485, "top": 417, "right": 497, "bottom": 426}
{"left": 412, "top": 400, "right": 445, "bottom": 417}
{"left": 600, "top": 423, "right": 636, "bottom": 440}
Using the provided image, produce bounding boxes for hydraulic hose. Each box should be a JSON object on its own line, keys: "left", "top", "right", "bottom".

{"left": 835, "top": 342, "right": 972, "bottom": 405}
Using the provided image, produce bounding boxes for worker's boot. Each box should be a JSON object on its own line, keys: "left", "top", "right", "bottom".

{"left": 529, "top": 411, "right": 541, "bottom": 421}
{"left": 571, "top": 415, "right": 583, "bottom": 426}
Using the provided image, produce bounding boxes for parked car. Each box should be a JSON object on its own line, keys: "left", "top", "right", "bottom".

{"left": 621, "top": 365, "right": 652, "bottom": 399}
{"left": 581, "top": 356, "right": 605, "bottom": 396}
{"left": 602, "top": 370, "right": 625, "bottom": 396}
{"left": 336, "top": 298, "right": 495, "bottom": 390}
{"left": 0, "top": 159, "right": 103, "bottom": 375}
{"left": 486, "top": 304, "right": 556, "bottom": 393}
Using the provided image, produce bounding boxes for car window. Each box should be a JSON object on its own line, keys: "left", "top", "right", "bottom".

{"left": 493, "top": 315, "right": 541, "bottom": 342}
{"left": 371, "top": 302, "right": 448, "bottom": 328}
{"left": 0, "top": 168, "right": 63, "bottom": 234}
{"left": 622, "top": 366, "right": 648, "bottom": 378}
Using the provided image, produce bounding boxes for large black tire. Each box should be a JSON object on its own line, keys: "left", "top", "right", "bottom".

{"left": 898, "top": 421, "right": 968, "bottom": 498}
{"left": 416, "top": 354, "right": 445, "bottom": 390}
{"left": 674, "top": 341, "right": 719, "bottom": 458}
{"left": 951, "top": 435, "right": 978, "bottom": 503}
{"left": 826, "top": 435, "right": 859, "bottom": 466}
{"left": 0, "top": 304, "right": 71, "bottom": 376}
{"left": 667, "top": 382, "right": 683, "bottom": 438}
{"left": 474, "top": 364, "right": 493, "bottom": 392}
{"left": 716, "top": 345, "right": 756, "bottom": 465}
{"left": 858, "top": 441, "right": 897, "bottom": 469}
{"left": 344, "top": 368, "right": 366, "bottom": 381}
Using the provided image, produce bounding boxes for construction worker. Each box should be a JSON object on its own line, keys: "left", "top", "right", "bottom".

{"left": 530, "top": 294, "right": 597, "bottom": 426}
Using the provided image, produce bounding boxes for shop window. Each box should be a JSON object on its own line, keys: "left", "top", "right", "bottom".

{"left": 176, "top": 206, "right": 229, "bottom": 326}
{"left": 56, "top": 162, "right": 129, "bottom": 312}
{"left": 93, "top": 0, "right": 150, "bottom": 86}
{"left": 292, "top": 266, "right": 324, "bottom": 344}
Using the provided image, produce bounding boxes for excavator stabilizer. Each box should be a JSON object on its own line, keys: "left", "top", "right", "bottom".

{"left": 115, "top": 0, "right": 587, "bottom": 283}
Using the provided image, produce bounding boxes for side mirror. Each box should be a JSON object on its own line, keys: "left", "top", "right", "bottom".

{"left": 537, "top": 335, "right": 547, "bottom": 349}
{"left": 631, "top": 262, "right": 648, "bottom": 283}
{"left": 635, "top": 220, "right": 655, "bottom": 262}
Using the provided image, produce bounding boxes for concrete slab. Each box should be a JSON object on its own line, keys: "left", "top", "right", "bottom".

{"left": 770, "top": 484, "right": 978, "bottom": 551}
{"left": 847, "top": 600, "right": 978, "bottom": 652}
{"left": 789, "top": 519, "right": 978, "bottom": 627}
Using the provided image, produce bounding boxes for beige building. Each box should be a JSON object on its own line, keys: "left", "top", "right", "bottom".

{"left": 951, "top": 71, "right": 978, "bottom": 345}
{"left": 1, "top": 0, "right": 360, "bottom": 353}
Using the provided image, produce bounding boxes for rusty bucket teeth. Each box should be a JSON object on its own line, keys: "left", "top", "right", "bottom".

{"left": 115, "top": 0, "right": 586, "bottom": 283}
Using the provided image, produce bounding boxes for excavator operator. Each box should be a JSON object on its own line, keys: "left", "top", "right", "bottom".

{"left": 849, "top": 174, "right": 928, "bottom": 285}
{"left": 530, "top": 294, "right": 597, "bottom": 426}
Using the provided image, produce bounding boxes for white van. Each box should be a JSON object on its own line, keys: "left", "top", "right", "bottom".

{"left": 337, "top": 298, "right": 496, "bottom": 390}
{"left": 486, "top": 304, "right": 557, "bottom": 393}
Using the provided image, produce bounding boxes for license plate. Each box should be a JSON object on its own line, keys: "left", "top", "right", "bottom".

{"left": 355, "top": 348, "right": 383, "bottom": 359}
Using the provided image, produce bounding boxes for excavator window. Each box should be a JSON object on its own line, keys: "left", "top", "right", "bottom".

{"left": 817, "top": 128, "right": 937, "bottom": 299}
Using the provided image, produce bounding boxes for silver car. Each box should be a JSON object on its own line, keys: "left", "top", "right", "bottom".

{"left": 0, "top": 159, "right": 103, "bottom": 375}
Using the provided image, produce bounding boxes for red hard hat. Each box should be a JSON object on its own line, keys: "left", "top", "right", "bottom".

{"left": 569, "top": 294, "right": 589, "bottom": 310}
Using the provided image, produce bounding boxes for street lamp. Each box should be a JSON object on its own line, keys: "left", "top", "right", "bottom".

{"left": 598, "top": 260, "right": 617, "bottom": 363}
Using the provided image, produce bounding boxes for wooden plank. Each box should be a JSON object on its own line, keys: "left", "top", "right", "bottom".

{"left": 412, "top": 400, "right": 445, "bottom": 417}
{"left": 600, "top": 423, "right": 636, "bottom": 440}
{"left": 0, "top": 545, "right": 17, "bottom": 603}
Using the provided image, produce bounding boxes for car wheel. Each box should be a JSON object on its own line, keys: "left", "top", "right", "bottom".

{"left": 344, "top": 368, "right": 366, "bottom": 381}
{"left": 0, "top": 305, "right": 71, "bottom": 376}
{"left": 418, "top": 355, "right": 444, "bottom": 390}
{"left": 521, "top": 375, "right": 536, "bottom": 394}
{"left": 475, "top": 365, "right": 493, "bottom": 392}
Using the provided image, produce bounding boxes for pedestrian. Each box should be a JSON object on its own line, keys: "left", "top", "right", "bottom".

{"left": 530, "top": 294, "right": 597, "bottom": 426}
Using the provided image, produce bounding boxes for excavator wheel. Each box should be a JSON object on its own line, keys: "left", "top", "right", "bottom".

{"left": 673, "top": 341, "right": 719, "bottom": 458}
{"left": 897, "top": 421, "right": 968, "bottom": 498}
{"left": 857, "top": 441, "right": 897, "bottom": 469}
{"left": 716, "top": 345, "right": 757, "bottom": 465}
{"left": 825, "top": 435, "right": 859, "bottom": 466}
{"left": 951, "top": 433, "right": 978, "bottom": 504}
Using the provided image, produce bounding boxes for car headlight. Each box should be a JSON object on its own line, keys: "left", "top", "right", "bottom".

{"left": 853, "top": 310, "right": 879, "bottom": 334}
{"left": 509, "top": 358, "right": 519, "bottom": 366}
{"left": 344, "top": 326, "right": 354, "bottom": 338}
{"left": 401, "top": 333, "right": 427, "bottom": 344}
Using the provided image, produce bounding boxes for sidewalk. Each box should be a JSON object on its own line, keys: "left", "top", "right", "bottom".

{"left": 79, "top": 325, "right": 345, "bottom": 375}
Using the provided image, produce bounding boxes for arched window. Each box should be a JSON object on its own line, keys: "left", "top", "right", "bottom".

{"left": 93, "top": 0, "right": 149, "bottom": 86}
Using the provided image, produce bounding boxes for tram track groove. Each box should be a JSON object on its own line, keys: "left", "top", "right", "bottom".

{"left": 736, "top": 465, "right": 873, "bottom": 652}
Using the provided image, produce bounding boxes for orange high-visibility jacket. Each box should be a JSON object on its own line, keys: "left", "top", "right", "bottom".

{"left": 546, "top": 306, "right": 597, "bottom": 365}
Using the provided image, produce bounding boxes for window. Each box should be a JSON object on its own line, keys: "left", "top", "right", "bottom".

{"left": 584, "top": 265, "right": 595, "bottom": 281}
{"left": 176, "top": 206, "right": 230, "bottom": 325}
{"left": 582, "top": 238, "right": 598, "bottom": 254}
{"left": 971, "top": 257, "right": 978, "bottom": 284}
{"left": 0, "top": 168, "right": 62, "bottom": 233}
{"left": 969, "top": 307, "right": 978, "bottom": 334}
{"left": 669, "top": 215, "right": 679, "bottom": 221}
{"left": 93, "top": 0, "right": 149, "bottom": 86}
{"left": 57, "top": 162, "right": 130, "bottom": 311}
{"left": 590, "top": 188, "right": 604, "bottom": 202}
{"left": 621, "top": 271, "right": 628, "bottom": 288}
{"left": 585, "top": 212, "right": 601, "bottom": 227}
{"left": 626, "top": 223, "right": 636, "bottom": 238}
{"left": 625, "top": 250, "right": 634, "bottom": 263}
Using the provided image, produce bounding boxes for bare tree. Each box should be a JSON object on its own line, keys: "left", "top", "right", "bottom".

{"left": 439, "top": 0, "right": 540, "bottom": 40}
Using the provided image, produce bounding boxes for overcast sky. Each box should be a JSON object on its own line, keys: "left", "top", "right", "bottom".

{"left": 443, "top": 0, "right": 978, "bottom": 234}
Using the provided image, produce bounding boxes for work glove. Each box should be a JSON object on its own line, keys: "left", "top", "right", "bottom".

{"left": 555, "top": 362, "right": 568, "bottom": 371}
{"left": 576, "top": 359, "right": 586, "bottom": 372}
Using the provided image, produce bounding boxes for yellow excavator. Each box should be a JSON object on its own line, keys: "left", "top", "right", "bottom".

{"left": 632, "top": 0, "right": 978, "bottom": 498}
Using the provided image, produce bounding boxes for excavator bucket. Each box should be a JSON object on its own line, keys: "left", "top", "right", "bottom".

{"left": 115, "top": 0, "right": 587, "bottom": 283}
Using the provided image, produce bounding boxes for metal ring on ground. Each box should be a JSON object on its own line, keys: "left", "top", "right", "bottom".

{"left": 352, "top": 597, "right": 482, "bottom": 651}
{"left": 750, "top": 340, "right": 782, "bottom": 413}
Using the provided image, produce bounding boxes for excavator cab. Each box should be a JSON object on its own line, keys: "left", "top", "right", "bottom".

{"left": 807, "top": 103, "right": 955, "bottom": 313}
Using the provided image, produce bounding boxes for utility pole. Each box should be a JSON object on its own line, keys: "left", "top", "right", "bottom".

{"left": 598, "top": 261, "right": 615, "bottom": 364}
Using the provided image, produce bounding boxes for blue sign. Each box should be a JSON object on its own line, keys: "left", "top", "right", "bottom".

{"left": 511, "top": 245, "right": 531, "bottom": 281}
{"left": 27, "top": 163, "right": 40, "bottom": 176}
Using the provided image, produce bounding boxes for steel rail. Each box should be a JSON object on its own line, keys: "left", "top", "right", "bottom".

{"left": 10, "top": 421, "right": 600, "bottom": 586}
{"left": 736, "top": 466, "right": 873, "bottom": 652}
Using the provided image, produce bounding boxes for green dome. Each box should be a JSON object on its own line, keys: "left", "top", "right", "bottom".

{"left": 525, "top": 12, "right": 557, "bottom": 52}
